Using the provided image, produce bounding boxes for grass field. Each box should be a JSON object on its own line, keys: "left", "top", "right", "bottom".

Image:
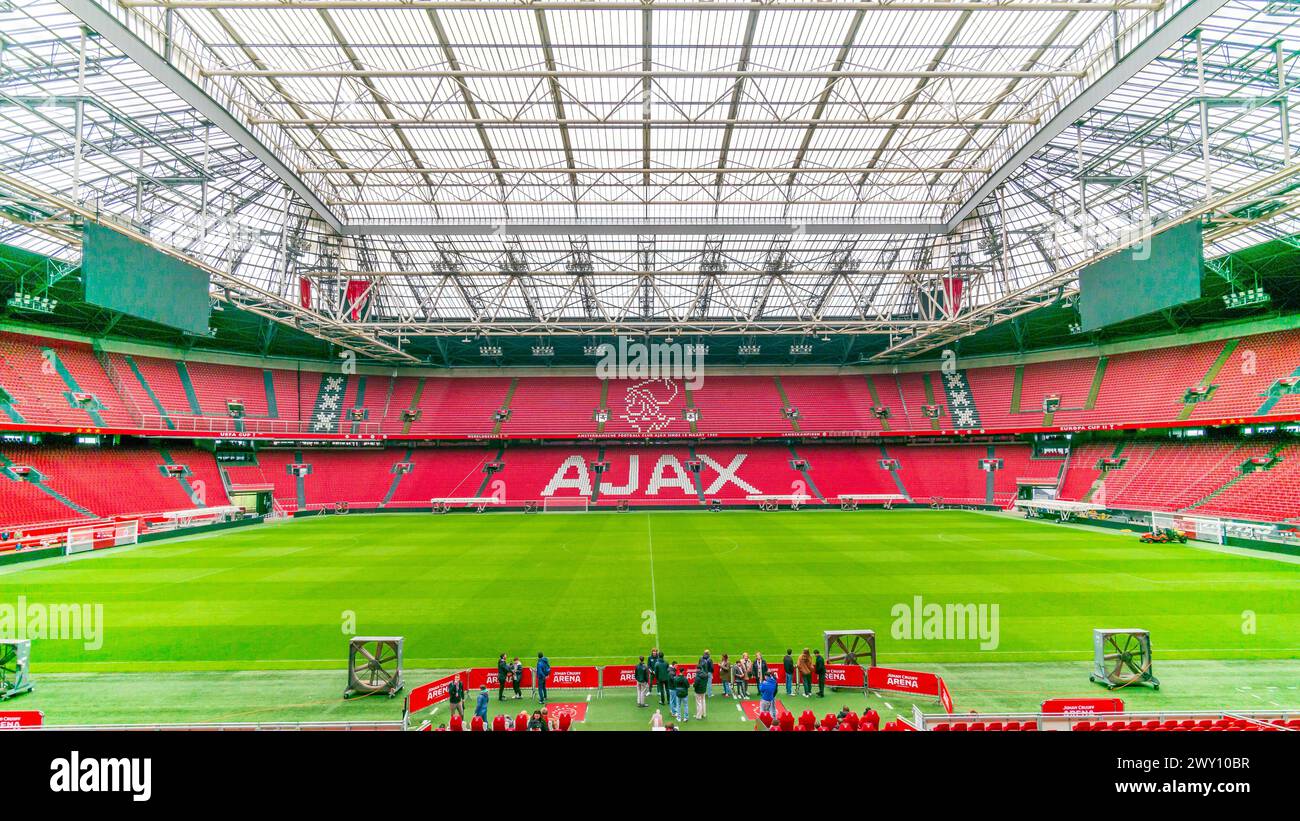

{"left": 3, "top": 509, "right": 1299, "bottom": 729}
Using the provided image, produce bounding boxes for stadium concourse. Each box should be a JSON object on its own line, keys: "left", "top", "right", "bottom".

{"left": 3, "top": 0, "right": 1300, "bottom": 751}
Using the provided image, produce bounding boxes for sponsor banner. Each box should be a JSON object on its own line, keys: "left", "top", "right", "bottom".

{"left": 406, "top": 672, "right": 467, "bottom": 714}
{"left": 0, "top": 711, "right": 43, "bottom": 729}
{"left": 603, "top": 665, "right": 641, "bottom": 687}
{"left": 822, "top": 664, "right": 866, "bottom": 689}
{"left": 543, "top": 702, "right": 589, "bottom": 723}
{"left": 938, "top": 677, "right": 954, "bottom": 714}
{"left": 466, "top": 667, "right": 534, "bottom": 690}
{"left": 545, "top": 666, "right": 600, "bottom": 689}
{"left": 1041, "top": 697, "right": 1124, "bottom": 716}
{"left": 867, "top": 666, "right": 943, "bottom": 699}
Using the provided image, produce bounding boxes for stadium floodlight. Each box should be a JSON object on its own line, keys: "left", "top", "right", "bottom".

{"left": 6, "top": 292, "right": 57, "bottom": 314}
{"left": 738, "top": 344, "right": 760, "bottom": 355}
{"left": 1222, "top": 287, "right": 1270, "bottom": 309}
{"left": 479, "top": 345, "right": 503, "bottom": 357}
{"left": 531, "top": 345, "right": 554, "bottom": 357}
{"left": 789, "top": 344, "right": 813, "bottom": 355}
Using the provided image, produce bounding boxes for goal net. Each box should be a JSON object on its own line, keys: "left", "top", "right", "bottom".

{"left": 1152, "top": 512, "right": 1225, "bottom": 544}
{"left": 66, "top": 520, "right": 138, "bottom": 555}
{"left": 542, "top": 497, "right": 589, "bottom": 512}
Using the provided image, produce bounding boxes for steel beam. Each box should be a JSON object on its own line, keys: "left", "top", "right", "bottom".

{"left": 53, "top": 0, "right": 344, "bottom": 232}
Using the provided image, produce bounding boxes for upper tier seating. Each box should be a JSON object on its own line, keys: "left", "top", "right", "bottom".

{"left": 4, "top": 327, "right": 1300, "bottom": 438}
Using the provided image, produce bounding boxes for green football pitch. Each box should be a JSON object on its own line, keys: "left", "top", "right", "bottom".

{"left": 3, "top": 509, "right": 1298, "bottom": 729}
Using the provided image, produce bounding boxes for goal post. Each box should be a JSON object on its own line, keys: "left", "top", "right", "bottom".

{"left": 541, "top": 497, "right": 589, "bottom": 513}
{"left": 65, "top": 520, "right": 138, "bottom": 555}
{"left": 1152, "top": 512, "right": 1225, "bottom": 544}
{"left": 65, "top": 525, "right": 95, "bottom": 555}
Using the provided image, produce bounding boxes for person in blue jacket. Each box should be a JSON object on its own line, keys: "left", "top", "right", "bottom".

{"left": 758, "top": 671, "right": 778, "bottom": 717}
{"left": 474, "top": 685, "right": 490, "bottom": 721}
{"left": 536, "top": 652, "right": 551, "bottom": 703}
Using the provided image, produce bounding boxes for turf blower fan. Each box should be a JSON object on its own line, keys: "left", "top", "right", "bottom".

{"left": 0, "top": 639, "right": 34, "bottom": 700}
{"left": 1089, "top": 629, "right": 1159, "bottom": 690}
{"left": 344, "top": 636, "right": 404, "bottom": 699}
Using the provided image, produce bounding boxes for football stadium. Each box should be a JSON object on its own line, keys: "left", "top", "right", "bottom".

{"left": 0, "top": 0, "right": 1299, "bottom": 754}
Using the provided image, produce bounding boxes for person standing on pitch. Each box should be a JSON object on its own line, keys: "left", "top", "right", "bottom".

{"left": 510, "top": 657, "right": 524, "bottom": 699}
{"left": 753, "top": 651, "right": 770, "bottom": 690}
{"left": 635, "top": 655, "right": 650, "bottom": 707}
{"left": 697, "top": 650, "right": 714, "bottom": 697}
{"left": 813, "top": 649, "right": 827, "bottom": 698}
{"left": 447, "top": 675, "right": 466, "bottom": 720}
{"left": 474, "top": 685, "right": 490, "bottom": 722}
{"left": 719, "top": 653, "right": 733, "bottom": 699}
{"left": 782, "top": 649, "right": 795, "bottom": 697}
{"left": 797, "top": 648, "right": 815, "bottom": 697}
{"left": 674, "top": 665, "right": 691, "bottom": 722}
{"left": 667, "top": 660, "right": 682, "bottom": 719}
{"left": 655, "top": 652, "right": 672, "bottom": 705}
{"left": 733, "top": 656, "right": 749, "bottom": 699}
{"left": 497, "top": 653, "right": 510, "bottom": 701}
{"left": 758, "top": 672, "right": 778, "bottom": 717}
{"left": 535, "top": 651, "right": 551, "bottom": 704}
{"left": 693, "top": 664, "right": 709, "bottom": 720}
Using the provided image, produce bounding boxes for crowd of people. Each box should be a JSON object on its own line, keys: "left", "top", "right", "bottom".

{"left": 429, "top": 645, "right": 853, "bottom": 731}
{"left": 634, "top": 646, "right": 830, "bottom": 724}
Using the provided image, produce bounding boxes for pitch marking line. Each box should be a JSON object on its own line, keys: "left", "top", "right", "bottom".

{"left": 647, "top": 514, "right": 660, "bottom": 647}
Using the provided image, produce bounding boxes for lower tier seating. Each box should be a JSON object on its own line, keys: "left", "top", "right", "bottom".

{"left": 4, "top": 437, "right": 1298, "bottom": 530}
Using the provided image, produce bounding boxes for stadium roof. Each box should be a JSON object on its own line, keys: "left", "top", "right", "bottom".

{"left": 1, "top": 0, "right": 1299, "bottom": 362}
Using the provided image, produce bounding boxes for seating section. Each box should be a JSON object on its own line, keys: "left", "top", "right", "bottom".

{"left": 3, "top": 327, "right": 1300, "bottom": 437}
{"left": 1193, "top": 444, "right": 1300, "bottom": 523}
{"left": 0, "top": 444, "right": 229, "bottom": 523}
{"left": 795, "top": 444, "right": 902, "bottom": 500}
{"left": 1055, "top": 439, "right": 1300, "bottom": 521}
{"left": 928, "top": 720, "right": 1038, "bottom": 732}
{"left": 1073, "top": 716, "right": 1294, "bottom": 732}
{"left": 6, "top": 437, "right": 1300, "bottom": 527}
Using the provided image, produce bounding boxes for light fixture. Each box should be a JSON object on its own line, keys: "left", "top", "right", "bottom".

{"left": 531, "top": 345, "right": 554, "bottom": 357}
{"left": 478, "top": 345, "right": 502, "bottom": 357}
{"left": 789, "top": 344, "right": 812, "bottom": 355}
{"left": 1222, "top": 287, "right": 1270, "bottom": 309}
{"left": 6, "top": 292, "right": 57, "bottom": 314}
{"left": 738, "top": 344, "right": 761, "bottom": 355}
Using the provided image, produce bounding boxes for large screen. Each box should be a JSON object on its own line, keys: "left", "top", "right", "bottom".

{"left": 82, "top": 223, "right": 212, "bottom": 335}
{"left": 1078, "top": 220, "right": 1203, "bottom": 332}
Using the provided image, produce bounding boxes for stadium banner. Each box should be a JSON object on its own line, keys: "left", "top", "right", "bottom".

{"left": 868, "top": 666, "right": 944, "bottom": 700}
{"left": 466, "top": 667, "right": 535, "bottom": 690}
{"left": 0, "top": 710, "right": 43, "bottom": 729}
{"left": 1041, "top": 697, "right": 1124, "bottom": 716}
{"left": 602, "top": 665, "right": 640, "bottom": 687}
{"left": 406, "top": 671, "right": 467, "bottom": 714}
{"left": 938, "top": 677, "right": 954, "bottom": 714}
{"left": 545, "top": 666, "right": 601, "bottom": 689}
{"left": 822, "top": 664, "right": 866, "bottom": 689}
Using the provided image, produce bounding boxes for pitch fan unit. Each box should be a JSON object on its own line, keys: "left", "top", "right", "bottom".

{"left": 344, "top": 636, "right": 404, "bottom": 699}
{"left": 1090, "top": 629, "right": 1159, "bottom": 690}
{"left": 824, "top": 629, "right": 877, "bottom": 669}
{"left": 0, "top": 639, "right": 33, "bottom": 700}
